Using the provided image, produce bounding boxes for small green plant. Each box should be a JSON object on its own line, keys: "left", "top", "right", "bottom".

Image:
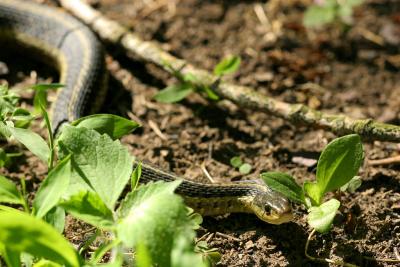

{"left": 154, "top": 55, "right": 241, "bottom": 103}
{"left": 0, "top": 84, "right": 216, "bottom": 266}
{"left": 303, "top": 0, "right": 363, "bottom": 28}
{"left": 262, "top": 134, "right": 364, "bottom": 264}
{"left": 230, "top": 156, "right": 252, "bottom": 175}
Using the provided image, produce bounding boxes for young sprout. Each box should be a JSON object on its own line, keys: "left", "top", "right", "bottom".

{"left": 262, "top": 134, "right": 364, "bottom": 265}
{"left": 154, "top": 55, "right": 241, "bottom": 103}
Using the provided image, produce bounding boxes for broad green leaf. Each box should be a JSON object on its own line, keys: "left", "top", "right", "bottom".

{"left": 2, "top": 247, "right": 21, "bottom": 267}
{"left": 33, "top": 259, "right": 62, "bottom": 267}
{"left": 33, "top": 155, "right": 71, "bottom": 219}
{"left": 136, "top": 243, "right": 152, "bottom": 267}
{"left": 304, "top": 134, "right": 363, "bottom": 205}
{"left": 213, "top": 56, "right": 241, "bottom": 76}
{"left": 60, "top": 191, "right": 114, "bottom": 229}
{"left": 303, "top": 5, "right": 336, "bottom": 28}
{"left": 239, "top": 163, "right": 252, "bottom": 174}
{"left": 71, "top": 114, "right": 140, "bottom": 139}
{"left": 43, "top": 207, "right": 65, "bottom": 234}
{"left": 230, "top": 156, "right": 242, "bottom": 168}
{"left": 153, "top": 84, "right": 193, "bottom": 103}
{"left": 0, "top": 175, "right": 23, "bottom": 205}
{"left": 58, "top": 125, "right": 132, "bottom": 209}
{"left": 116, "top": 181, "right": 198, "bottom": 267}
{"left": 0, "top": 121, "right": 11, "bottom": 138}
{"left": 261, "top": 172, "right": 305, "bottom": 204}
{"left": 8, "top": 126, "right": 50, "bottom": 163}
{"left": 307, "top": 198, "right": 340, "bottom": 233}
{"left": 340, "top": 176, "right": 362, "bottom": 193}
{"left": 131, "top": 161, "right": 142, "bottom": 190}
{"left": 171, "top": 235, "right": 206, "bottom": 267}
{"left": 0, "top": 208, "right": 81, "bottom": 266}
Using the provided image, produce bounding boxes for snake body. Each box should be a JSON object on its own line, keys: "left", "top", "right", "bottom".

{"left": 0, "top": 0, "right": 292, "bottom": 224}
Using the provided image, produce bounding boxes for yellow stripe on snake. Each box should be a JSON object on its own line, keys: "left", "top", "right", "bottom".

{"left": 0, "top": 0, "right": 293, "bottom": 224}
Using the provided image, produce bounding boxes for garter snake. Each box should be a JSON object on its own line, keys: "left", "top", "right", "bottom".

{"left": 0, "top": 0, "right": 293, "bottom": 224}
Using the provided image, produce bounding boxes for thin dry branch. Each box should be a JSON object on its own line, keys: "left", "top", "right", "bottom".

{"left": 59, "top": 0, "right": 400, "bottom": 142}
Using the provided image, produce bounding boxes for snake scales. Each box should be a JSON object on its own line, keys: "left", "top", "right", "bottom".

{"left": 0, "top": 0, "right": 292, "bottom": 224}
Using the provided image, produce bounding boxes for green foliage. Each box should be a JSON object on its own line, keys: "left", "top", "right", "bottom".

{"left": 60, "top": 191, "right": 114, "bottom": 230}
{"left": 304, "top": 0, "right": 363, "bottom": 28}
{"left": 213, "top": 55, "right": 241, "bottom": 76}
{"left": 0, "top": 82, "right": 215, "bottom": 266}
{"left": 0, "top": 207, "right": 82, "bottom": 267}
{"left": 261, "top": 172, "right": 305, "bottom": 204}
{"left": 58, "top": 125, "right": 132, "bottom": 209}
{"left": 8, "top": 126, "right": 50, "bottom": 163}
{"left": 230, "top": 156, "right": 252, "bottom": 174}
{"left": 304, "top": 134, "right": 363, "bottom": 205}
{"left": 33, "top": 155, "right": 71, "bottom": 219}
{"left": 153, "top": 84, "right": 194, "bottom": 103}
{"left": 0, "top": 175, "right": 24, "bottom": 205}
{"left": 262, "top": 134, "right": 364, "bottom": 233}
{"left": 307, "top": 199, "right": 340, "bottom": 233}
{"left": 154, "top": 55, "right": 241, "bottom": 103}
{"left": 31, "top": 84, "right": 63, "bottom": 112}
{"left": 71, "top": 114, "right": 140, "bottom": 139}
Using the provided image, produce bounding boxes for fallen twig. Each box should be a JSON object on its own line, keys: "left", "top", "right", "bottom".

{"left": 368, "top": 155, "right": 400, "bottom": 166}
{"left": 59, "top": 0, "right": 400, "bottom": 142}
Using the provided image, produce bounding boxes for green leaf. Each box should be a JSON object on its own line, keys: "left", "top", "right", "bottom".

{"left": 31, "top": 84, "right": 64, "bottom": 91}
{"left": 136, "top": 243, "right": 152, "bottom": 267}
{"left": 261, "top": 172, "right": 305, "bottom": 204}
{"left": 60, "top": 191, "right": 114, "bottom": 229}
{"left": 33, "top": 155, "right": 71, "bottom": 219}
{"left": 304, "top": 134, "right": 363, "bottom": 205}
{"left": 171, "top": 235, "right": 206, "bottom": 267}
{"left": 43, "top": 207, "right": 65, "bottom": 234}
{"left": 303, "top": 5, "right": 336, "bottom": 28}
{"left": 32, "top": 84, "right": 63, "bottom": 112}
{"left": 33, "top": 259, "right": 62, "bottom": 267}
{"left": 71, "top": 114, "right": 140, "bottom": 139}
{"left": 239, "top": 163, "right": 252, "bottom": 174}
{"left": 0, "top": 207, "right": 81, "bottom": 267}
{"left": 0, "top": 175, "right": 23, "bottom": 205}
{"left": 58, "top": 125, "right": 132, "bottom": 209}
{"left": 213, "top": 56, "right": 241, "bottom": 76}
{"left": 230, "top": 156, "right": 242, "bottom": 168}
{"left": 307, "top": 198, "right": 340, "bottom": 233}
{"left": 340, "top": 176, "right": 362, "bottom": 193}
{"left": 154, "top": 84, "right": 194, "bottom": 103}
{"left": 117, "top": 181, "right": 202, "bottom": 267}
{"left": 2, "top": 247, "right": 21, "bottom": 267}
{"left": 8, "top": 126, "right": 50, "bottom": 163}
{"left": 131, "top": 162, "right": 142, "bottom": 190}
{"left": 202, "top": 86, "right": 220, "bottom": 101}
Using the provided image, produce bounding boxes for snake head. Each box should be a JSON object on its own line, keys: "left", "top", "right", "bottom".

{"left": 252, "top": 187, "right": 293, "bottom": 224}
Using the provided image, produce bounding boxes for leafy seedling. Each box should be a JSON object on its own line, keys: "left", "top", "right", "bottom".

{"left": 304, "top": 0, "right": 363, "bottom": 29}
{"left": 230, "top": 156, "right": 252, "bottom": 174}
{"left": 154, "top": 55, "right": 241, "bottom": 103}
{"left": 0, "top": 93, "right": 212, "bottom": 266}
{"left": 262, "top": 134, "right": 364, "bottom": 265}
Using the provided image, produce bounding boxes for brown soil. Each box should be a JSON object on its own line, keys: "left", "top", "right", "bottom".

{"left": 1, "top": 0, "right": 400, "bottom": 266}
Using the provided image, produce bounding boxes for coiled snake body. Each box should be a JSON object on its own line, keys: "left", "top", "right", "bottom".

{"left": 0, "top": 0, "right": 292, "bottom": 224}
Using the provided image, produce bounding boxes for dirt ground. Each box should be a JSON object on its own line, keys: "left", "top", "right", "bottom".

{"left": 1, "top": 0, "right": 400, "bottom": 266}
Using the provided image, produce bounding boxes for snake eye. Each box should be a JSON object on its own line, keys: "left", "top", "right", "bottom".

{"left": 264, "top": 205, "right": 272, "bottom": 215}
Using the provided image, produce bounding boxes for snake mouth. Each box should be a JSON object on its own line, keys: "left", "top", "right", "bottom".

{"left": 264, "top": 210, "right": 294, "bottom": 225}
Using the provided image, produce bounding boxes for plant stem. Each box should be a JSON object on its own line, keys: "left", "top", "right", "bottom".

{"left": 305, "top": 229, "right": 359, "bottom": 267}
{"left": 19, "top": 178, "right": 29, "bottom": 213}
{"left": 41, "top": 105, "right": 54, "bottom": 170}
